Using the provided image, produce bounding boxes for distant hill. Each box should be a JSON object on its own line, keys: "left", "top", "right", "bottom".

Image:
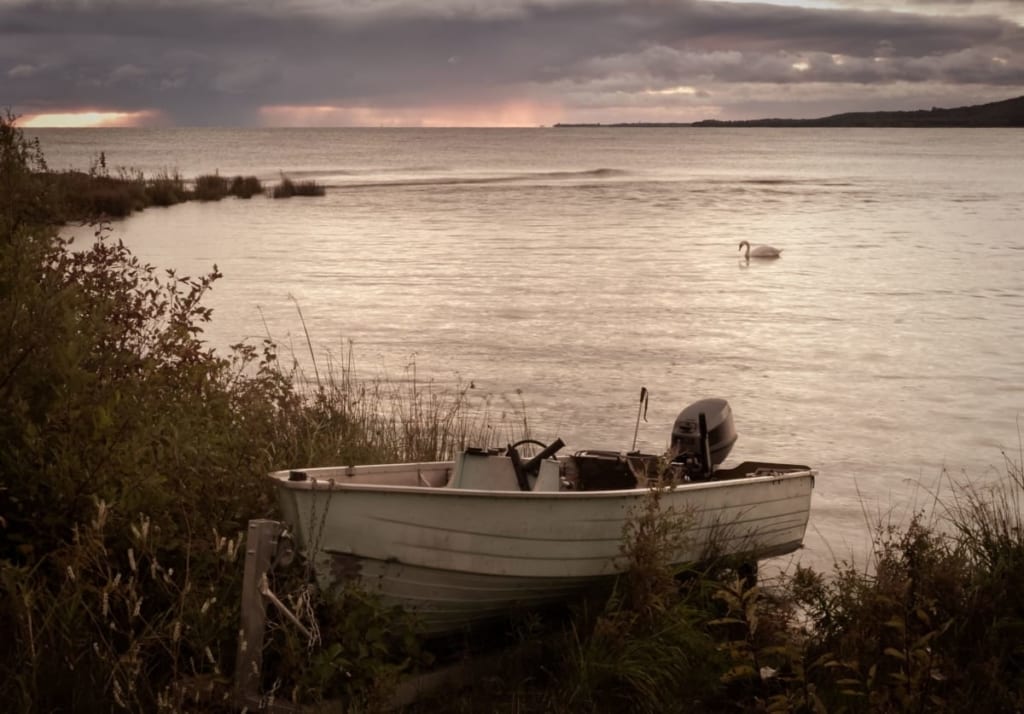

{"left": 692, "top": 95, "right": 1024, "bottom": 127}
{"left": 555, "top": 96, "right": 1024, "bottom": 128}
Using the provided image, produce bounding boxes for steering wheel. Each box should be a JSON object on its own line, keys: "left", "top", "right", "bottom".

{"left": 507, "top": 439, "right": 550, "bottom": 455}
{"left": 505, "top": 438, "right": 566, "bottom": 491}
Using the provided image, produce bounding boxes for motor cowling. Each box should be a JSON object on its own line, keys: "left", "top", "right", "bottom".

{"left": 670, "top": 398, "right": 738, "bottom": 477}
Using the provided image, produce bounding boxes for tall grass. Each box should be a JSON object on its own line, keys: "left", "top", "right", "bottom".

{"left": 192, "top": 172, "right": 229, "bottom": 201}
{"left": 555, "top": 487, "right": 726, "bottom": 713}
{"left": 50, "top": 168, "right": 148, "bottom": 218}
{"left": 272, "top": 174, "right": 326, "bottom": 198}
{"left": 146, "top": 169, "right": 189, "bottom": 207}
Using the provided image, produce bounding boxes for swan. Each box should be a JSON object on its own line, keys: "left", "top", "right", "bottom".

{"left": 738, "top": 240, "right": 782, "bottom": 259}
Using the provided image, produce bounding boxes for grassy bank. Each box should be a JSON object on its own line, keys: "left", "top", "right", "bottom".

{"left": 3, "top": 113, "right": 1024, "bottom": 713}
{"left": 19, "top": 140, "right": 324, "bottom": 223}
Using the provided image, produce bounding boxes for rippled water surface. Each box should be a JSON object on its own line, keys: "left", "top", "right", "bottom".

{"left": 40, "top": 127, "right": 1024, "bottom": 567}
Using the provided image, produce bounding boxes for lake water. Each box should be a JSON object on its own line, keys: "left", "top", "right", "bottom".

{"left": 36, "top": 127, "right": 1024, "bottom": 571}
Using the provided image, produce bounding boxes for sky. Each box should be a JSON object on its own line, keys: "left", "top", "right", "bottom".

{"left": 2, "top": 0, "right": 1023, "bottom": 127}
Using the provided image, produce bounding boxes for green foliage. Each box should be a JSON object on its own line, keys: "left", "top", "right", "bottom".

{"left": 942, "top": 459, "right": 1024, "bottom": 709}
{"left": 272, "top": 176, "right": 296, "bottom": 198}
{"left": 711, "top": 574, "right": 829, "bottom": 714}
{"left": 0, "top": 109, "right": 53, "bottom": 236}
{"left": 555, "top": 488, "right": 725, "bottom": 713}
{"left": 560, "top": 593, "right": 724, "bottom": 713}
{"left": 44, "top": 154, "right": 152, "bottom": 219}
{"left": 1, "top": 503, "right": 248, "bottom": 710}
{"left": 787, "top": 496, "right": 1024, "bottom": 714}
{"left": 265, "top": 581, "right": 429, "bottom": 709}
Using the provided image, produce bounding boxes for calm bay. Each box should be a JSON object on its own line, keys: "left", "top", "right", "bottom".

{"left": 37, "top": 126, "right": 1024, "bottom": 569}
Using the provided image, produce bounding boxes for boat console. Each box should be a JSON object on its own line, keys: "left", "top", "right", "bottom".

{"left": 447, "top": 446, "right": 562, "bottom": 492}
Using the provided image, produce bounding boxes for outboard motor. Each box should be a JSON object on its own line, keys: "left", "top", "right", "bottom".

{"left": 670, "top": 398, "right": 738, "bottom": 479}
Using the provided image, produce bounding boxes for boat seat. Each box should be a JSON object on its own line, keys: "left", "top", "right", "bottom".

{"left": 448, "top": 450, "right": 560, "bottom": 491}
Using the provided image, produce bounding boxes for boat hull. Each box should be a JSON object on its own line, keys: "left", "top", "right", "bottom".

{"left": 271, "top": 463, "right": 814, "bottom": 633}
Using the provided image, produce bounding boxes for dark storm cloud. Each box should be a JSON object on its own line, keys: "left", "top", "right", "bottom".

{"left": 2, "top": 0, "right": 1022, "bottom": 123}
{"left": 903, "top": 0, "right": 1020, "bottom": 6}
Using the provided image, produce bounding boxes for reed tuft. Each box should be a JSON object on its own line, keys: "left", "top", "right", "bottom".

{"left": 272, "top": 173, "right": 326, "bottom": 198}
{"left": 192, "top": 172, "right": 229, "bottom": 201}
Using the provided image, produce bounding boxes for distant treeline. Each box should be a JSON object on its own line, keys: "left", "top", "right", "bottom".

{"left": 555, "top": 94, "right": 1024, "bottom": 128}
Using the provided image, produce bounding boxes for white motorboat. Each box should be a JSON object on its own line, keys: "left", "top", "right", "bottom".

{"left": 269, "top": 398, "right": 815, "bottom": 634}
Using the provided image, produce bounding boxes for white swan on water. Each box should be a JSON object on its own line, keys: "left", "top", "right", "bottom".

{"left": 738, "top": 240, "right": 782, "bottom": 259}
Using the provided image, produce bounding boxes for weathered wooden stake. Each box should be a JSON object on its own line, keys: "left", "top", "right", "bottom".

{"left": 234, "top": 519, "right": 283, "bottom": 710}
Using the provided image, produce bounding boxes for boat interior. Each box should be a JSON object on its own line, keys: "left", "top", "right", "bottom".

{"left": 277, "top": 398, "right": 811, "bottom": 493}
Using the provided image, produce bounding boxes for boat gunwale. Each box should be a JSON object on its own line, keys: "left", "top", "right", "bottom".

{"left": 269, "top": 465, "right": 816, "bottom": 499}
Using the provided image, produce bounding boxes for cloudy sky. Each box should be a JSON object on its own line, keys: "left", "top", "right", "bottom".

{"left": 2, "top": 0, "right": 1022, "bottom": 127}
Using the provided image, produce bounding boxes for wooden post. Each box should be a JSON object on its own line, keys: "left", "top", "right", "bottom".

{"left": 235, "top": 519, "right": 283, "bottom": 709}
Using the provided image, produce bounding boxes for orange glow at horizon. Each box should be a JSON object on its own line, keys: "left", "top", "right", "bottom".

{"left": 20, "top": 110, "right": 159, "bottom": 128}
{"left": 260, "top": 100, "right": 561, "bottom": 128}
